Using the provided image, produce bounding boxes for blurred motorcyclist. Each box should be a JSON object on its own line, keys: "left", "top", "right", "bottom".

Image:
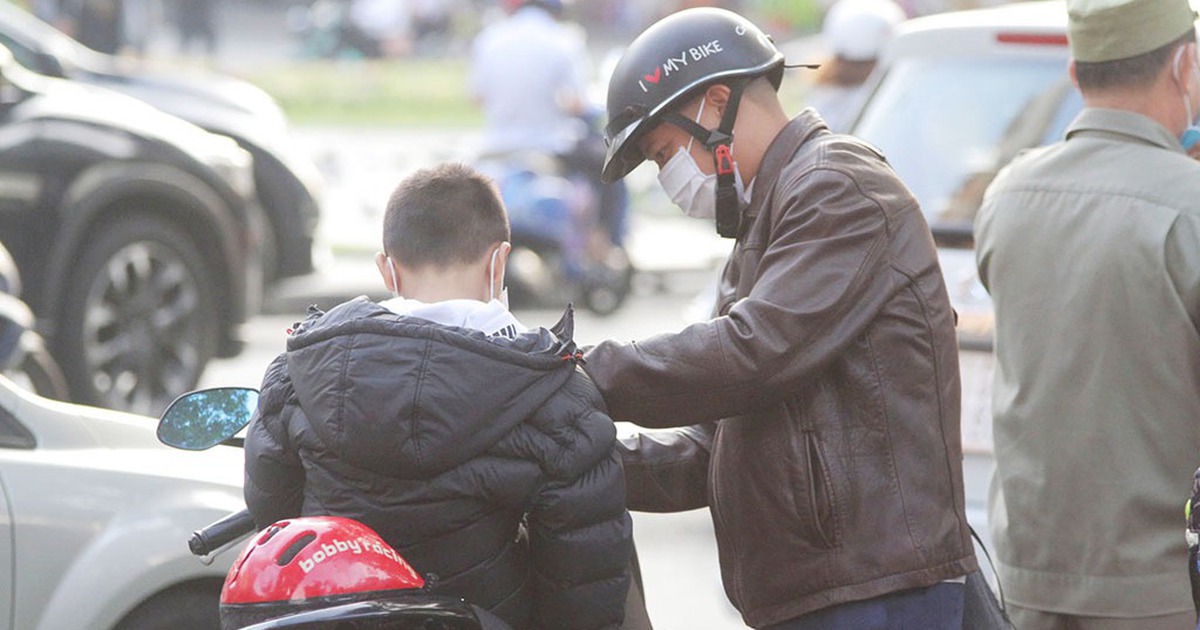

{"left": 469, "top": 0, "right": 627, "bottom": 248}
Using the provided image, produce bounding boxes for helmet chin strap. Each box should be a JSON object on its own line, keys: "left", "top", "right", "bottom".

{"left": 662, "top": 78, "right": 749, "bottom": 238}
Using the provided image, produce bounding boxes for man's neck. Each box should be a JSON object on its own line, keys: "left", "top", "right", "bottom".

{"left": 1084, "top": 83, "right": 1187, "bottom": 137}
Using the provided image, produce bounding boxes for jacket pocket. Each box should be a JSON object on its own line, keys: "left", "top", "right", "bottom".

{"left": 801, "top": 427, "right": 839, "bottom": 549}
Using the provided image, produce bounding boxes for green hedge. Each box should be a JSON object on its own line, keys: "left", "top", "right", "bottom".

{"left": 244, "top": 58, "right": 483, "bottom": 127}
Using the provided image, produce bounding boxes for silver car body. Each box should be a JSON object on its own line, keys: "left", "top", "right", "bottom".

{"left": 0, "top": 377, "right": 243, "bottom": 629}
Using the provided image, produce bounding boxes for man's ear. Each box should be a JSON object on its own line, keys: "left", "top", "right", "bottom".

{"left": 705, "top": 84, "right": 731, "bottom": 115}
{"left": 375, "top": 252, "right": 397, "bottom": 294}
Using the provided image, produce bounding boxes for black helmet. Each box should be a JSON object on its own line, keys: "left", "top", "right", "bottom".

{"left": 601, "top": 8, "right": 785, "bottom": 186}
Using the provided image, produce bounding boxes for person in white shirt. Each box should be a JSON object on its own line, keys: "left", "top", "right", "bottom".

{"left": 469, "top": 0, "right": 589, "bottom": 157}
{"left": 469, "top": 0, "right": 629, "bottom": 252}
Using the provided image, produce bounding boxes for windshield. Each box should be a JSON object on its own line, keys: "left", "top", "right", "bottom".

{"left": 853, "top": 55, "right": 1078, "bottom": 229}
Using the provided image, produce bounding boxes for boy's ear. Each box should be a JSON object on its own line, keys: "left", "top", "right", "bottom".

{"left": 375, "top": 252, "right": 397, "bottom": 294}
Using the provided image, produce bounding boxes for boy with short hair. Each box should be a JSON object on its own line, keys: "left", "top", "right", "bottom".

{"left": 243, "top": 162, "right": 633, "bottom": 630}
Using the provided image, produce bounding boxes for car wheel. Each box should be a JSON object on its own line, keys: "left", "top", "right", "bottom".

{"left": 113, "top": 582, "right": 221, "bottom": 630}
{"left": 56, "top": 214, "right": 219, "bottom": 416}
{"left": 5, "top": 330, "right": 70, "bottom": 401}
{"left": 582, "top": 246, "right": 634, "bottom": 316}
{"left": 506, "top": 245, "right": 573, "bottom": 310}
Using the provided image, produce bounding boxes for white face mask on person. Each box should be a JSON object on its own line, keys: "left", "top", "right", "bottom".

{"left": 488, "top": 243, "right": 509, "bottom": 308}
{"left": 385, "top": 243, "right": 510, "bottom": 308}
{"left": 1173, "top": 45, "right": 1200, "bottom": 150}
{"left": 656, "top": 99, "right": 750, "bottom": 219}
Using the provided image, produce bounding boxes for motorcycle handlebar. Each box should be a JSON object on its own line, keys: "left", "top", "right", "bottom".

{"left": 189, "top": 509, "right": 256, "bottom": 557}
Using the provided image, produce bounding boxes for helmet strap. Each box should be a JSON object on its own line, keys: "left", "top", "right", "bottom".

{"left": 662, "top": 78, "right": 748, "bottom": 238}
{"left": 712, "top": 79, "right": 746, "bottom": 238}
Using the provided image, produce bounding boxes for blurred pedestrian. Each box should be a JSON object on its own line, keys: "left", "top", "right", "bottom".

{"left": 587, "top": 7, "right": 977, "bottom": 629}
{"left": 974, "top": 0, "right": 1200, "bottom": 628}
{"left": 349, "top": 0, "right": 412, "bottom": 58}
{"left": 805, "top": 0, "right": 905, "bottom": 133}
{"left": 32, "top": 0, "right": 71, "bottom": 30}
{"left": 175, "top": 0, "right": 217, "bottom": 57}
{"left": 72, "top": 0, "right": 124, "bottom": 54}
{"left": 411, "top": 0, "right": 450, "bottom": 53}
{"left": 121, "top": 0, "right": 160, "bottom": 57}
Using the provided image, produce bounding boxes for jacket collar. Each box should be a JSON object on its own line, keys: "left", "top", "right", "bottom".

{"left": 1065, "top": 107, "right": 1186, "bottom": 154}
{"left": 740, "top": 108, "right": 829, "bottom": 232}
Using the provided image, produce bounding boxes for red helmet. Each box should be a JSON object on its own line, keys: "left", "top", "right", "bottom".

{"left": 219, "top": 517, "right": 425, "bottom": 629}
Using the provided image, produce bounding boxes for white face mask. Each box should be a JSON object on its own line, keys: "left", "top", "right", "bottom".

{"left": 656, "top": 100, "right": 749, "bottom": 219}
{"left": 489, "top": 243, "right": 509, "bottom": 308}
{"left": 387, "top": 248, "right": 509, "bottom": 307}
{"left": 1174, "top": 45, "right": 1200, "bottom": 150}
{"left": 387, "top": 256, "right": 401, "bottom": 298}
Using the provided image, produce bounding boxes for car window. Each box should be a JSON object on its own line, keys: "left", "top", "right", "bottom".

{"left": 0, "top": 404, "right": 34, "bottom": 449}
{"left": 0, "top": 31, "right": 37, "bottom": 71}
{"left": 853, "top": 55, "right": 1072, "bottom": 231}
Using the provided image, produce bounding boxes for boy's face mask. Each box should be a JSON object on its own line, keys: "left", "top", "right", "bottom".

{"left": 489, "top": 242, "right": 510, "bottom": 308}
{"left": 384, "top": 243, "right": 510, "bottom": 305}
{"left": 387, "top": 256, "right": 401, "bottom": 298}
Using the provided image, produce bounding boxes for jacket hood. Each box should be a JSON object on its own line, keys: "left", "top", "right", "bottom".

{"left": 281, "top": 297, "right": 585, "bottom": 478}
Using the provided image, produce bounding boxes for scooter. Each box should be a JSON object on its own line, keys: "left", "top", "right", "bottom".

{"left": 157, "top": 386, "right": 510, "bottom": 630}
{"left": 477, "top": 152, "right": 634, "bottom": 316}
{"left": 0, "top": 241, "right": 68, "bottom": 400}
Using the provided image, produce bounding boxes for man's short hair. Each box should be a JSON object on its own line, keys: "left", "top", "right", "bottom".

{"left": 1075, "top": 31, "right": 1197, "bottom": 92}
{"left": 382, "top": 163, "right": 511, "bottom": 268}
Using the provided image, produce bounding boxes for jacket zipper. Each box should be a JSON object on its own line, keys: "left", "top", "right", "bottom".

{"left": 803, "top": 426, "right": 837, "bottom": 548}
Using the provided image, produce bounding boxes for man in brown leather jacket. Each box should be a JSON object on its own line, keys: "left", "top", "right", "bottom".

{"left": 585, "top": 8, "right": 978, "bottom": 629}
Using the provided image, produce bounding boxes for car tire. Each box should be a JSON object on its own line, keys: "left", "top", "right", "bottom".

{"left": 9, "top": 330, "right": 70, "bottom": 401}
{"left": 506, "top": 245, "right": 574, "bottom": 310}
{"left": 582, "top": 246, "right": 634, "bottom": 316}
{"left": 55, "top": 214, "right": 219, "bottom": 416}
{"left": 113, "top": 582, "right": 221, "bottom": 630}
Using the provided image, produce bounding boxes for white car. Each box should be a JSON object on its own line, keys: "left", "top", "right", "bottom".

{"left": 845, "top": 0, "right": 1078, "bottom": 549}
{"left": 0, "top": 376, "right": 244, "bottom": 629}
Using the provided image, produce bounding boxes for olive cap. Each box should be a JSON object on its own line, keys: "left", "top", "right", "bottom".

{"left": 1067, "top": 0, "right": 1197, "bottom": 62}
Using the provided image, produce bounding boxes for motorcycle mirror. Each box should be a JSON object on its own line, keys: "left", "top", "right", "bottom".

{"left": 158, "top": 387, "right": 259, "bottom": 450}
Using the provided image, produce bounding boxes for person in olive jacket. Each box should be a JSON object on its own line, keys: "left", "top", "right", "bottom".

{"left": 587, "top": 8, "right": 977, "bottom": 630}
{"left": 243, "top": 163, "right": 633, "bottom": 630}
{"left": 976, "top": 0, "right": 1200, "bottom": 626}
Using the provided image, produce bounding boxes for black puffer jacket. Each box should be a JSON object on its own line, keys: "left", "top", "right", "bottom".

{"left": 244, "top": 297, "right": 632, "bottom": 630}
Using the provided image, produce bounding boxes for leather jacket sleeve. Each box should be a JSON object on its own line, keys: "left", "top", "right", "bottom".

{"left": 586, "top": 166, "right": 898, "bottom": 428}
{"left": 617, "top": 423, "right": 714, "bottom": 512}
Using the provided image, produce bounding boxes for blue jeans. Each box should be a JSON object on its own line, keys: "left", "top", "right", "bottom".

{"left": 764, "top": 582, "right": 965, "bottom": 630}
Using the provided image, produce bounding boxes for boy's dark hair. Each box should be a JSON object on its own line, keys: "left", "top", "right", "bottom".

{"left": 1075, "top": 30, "right": 1197, "bottom": 92}
{"left": 382, "top": 163, "right": 511, "bottom": 268}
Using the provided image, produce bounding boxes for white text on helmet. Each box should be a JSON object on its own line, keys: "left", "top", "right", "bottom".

{"left": 638, "top": 40, "right": 725, "bottom": 93}
{"left": 297, "top": 536, "right": 406, "bottom": 573}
